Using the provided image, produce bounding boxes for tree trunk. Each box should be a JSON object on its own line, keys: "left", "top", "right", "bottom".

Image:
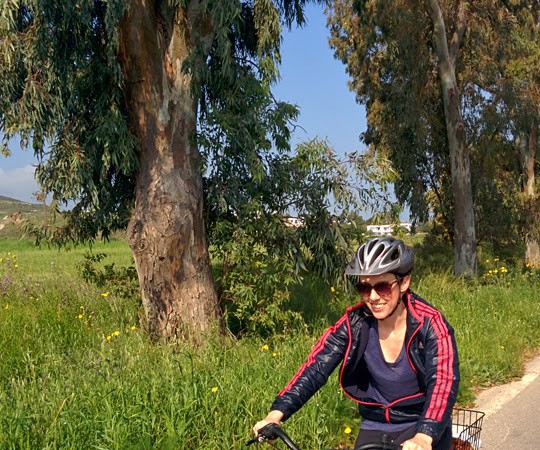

{"left": 520, "top": 123, "right": 540, "bottom": 267}
{"left": 118, "top": 1, "right": 223, "bottom": 340}
{"left": 426, "top": 0, "right": 477, "bottom": 277}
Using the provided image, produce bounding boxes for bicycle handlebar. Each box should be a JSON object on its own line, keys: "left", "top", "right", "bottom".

{"left": 246, "top": 423, "right": 398, "bottom": 449}
{"left": 246, "top": 423, "right": 300, "bottom": 450}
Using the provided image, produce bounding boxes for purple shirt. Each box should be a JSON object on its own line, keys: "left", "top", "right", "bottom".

{"left": 361, "top": 320, "right": 420, "bottom": 432}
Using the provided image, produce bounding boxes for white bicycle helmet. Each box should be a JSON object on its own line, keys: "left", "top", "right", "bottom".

{"left": 345, "top": 237, "right": 414, "bottom": 276}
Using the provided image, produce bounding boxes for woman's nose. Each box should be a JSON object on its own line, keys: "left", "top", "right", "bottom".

{"left": 368, "top": 287, "right": 380, "bottom": 301}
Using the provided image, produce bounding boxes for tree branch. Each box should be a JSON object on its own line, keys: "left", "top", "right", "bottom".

{"left": 426, "top": 0, "right": 453, "bottom": 72}
{"left": 448, "top": 0, "right": 468, "bottom": 67}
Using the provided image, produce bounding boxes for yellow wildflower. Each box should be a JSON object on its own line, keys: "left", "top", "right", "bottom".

{"left": 131, "top": 325, "right": 137, "bottom": 331}
{"left": 113, "top": 331, "right": 120, "bottom": 336}
{"left": 106, "top": 335, "right": 112, "bottom": 341}
{"left": 261, "top": 344, "right": 269, "bottom": 351}
{"left": 211, "top": 386, "right": 218, "bottom": 393}
{"left": 330, "top": 286, "right": 335, "bottom": 293}
{"left": 78, "top": 314, "right": 83, "bottom": 319}
{"left": 344, "top": 427, "right": 352, "bottom": 434}
{"left": 101, "top": 292, "right": 109, "bottom": 297}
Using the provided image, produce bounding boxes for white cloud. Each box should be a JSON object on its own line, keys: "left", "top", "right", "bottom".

{"left": 0, "top": 165, "right": 41, "bottom": 203}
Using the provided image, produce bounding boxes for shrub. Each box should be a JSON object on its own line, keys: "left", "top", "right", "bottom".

{"left": 79, "top": 252, "right": 140, "bottom": 300}
{"left": 214, "top": 226, "right": 303, "bottom": 337}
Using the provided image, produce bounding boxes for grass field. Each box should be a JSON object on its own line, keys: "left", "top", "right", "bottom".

{"left": 1, "top": 238, "right": 539, "bottom": 449}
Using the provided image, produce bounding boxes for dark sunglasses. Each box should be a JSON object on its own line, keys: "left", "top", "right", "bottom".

{"left": 355, "top": 278, "right": 401, "bottom": 299}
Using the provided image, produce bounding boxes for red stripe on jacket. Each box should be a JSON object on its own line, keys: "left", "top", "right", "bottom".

{"left": 413, "top": 301, "right": 454, "bottom": 422}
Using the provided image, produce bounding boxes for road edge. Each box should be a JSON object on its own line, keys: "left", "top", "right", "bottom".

{"left": 473, "top": 351, "right": 540, "bottom": 417}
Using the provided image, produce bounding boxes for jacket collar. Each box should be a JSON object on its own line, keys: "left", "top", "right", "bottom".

{"left": 404, "top": 290, "right": 424, "bottom": 336}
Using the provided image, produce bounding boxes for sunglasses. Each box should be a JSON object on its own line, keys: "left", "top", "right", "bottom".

{"left": 355, "top": 278, "right": 400, "bottom": 299}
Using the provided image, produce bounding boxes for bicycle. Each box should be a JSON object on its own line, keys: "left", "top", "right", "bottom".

{"left": 246, "top": 422, "right": 398, "bottom": 450}
{"left": 246, "top": 408, "right": 484, "bottom": 450}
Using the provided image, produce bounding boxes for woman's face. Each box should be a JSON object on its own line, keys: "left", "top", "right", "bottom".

{"left": 357, "top": 273, "right": 410, "bottom": 320}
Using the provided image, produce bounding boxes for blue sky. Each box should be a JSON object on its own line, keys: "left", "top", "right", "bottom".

{"left": 0, "top": 3, "right": 366, "bottom": 204}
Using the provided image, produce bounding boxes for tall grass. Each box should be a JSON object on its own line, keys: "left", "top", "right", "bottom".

{"left": 0, "top": 240, "right": 539, "bottom": 449}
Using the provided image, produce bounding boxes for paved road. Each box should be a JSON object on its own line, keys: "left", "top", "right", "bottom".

{"left": 473, "top": 354, "right": 540, "bottom": 449}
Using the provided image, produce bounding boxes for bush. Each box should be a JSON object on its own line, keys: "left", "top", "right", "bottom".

{"left": 79, "top": 251, "right": 140, "bottom": 300}
{"left": 214, "top": 227, "right": 303, "bottom": 337}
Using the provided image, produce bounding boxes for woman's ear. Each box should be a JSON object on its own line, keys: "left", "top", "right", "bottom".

{"left": 399, "top": 275, "right": 411, "bottom": 292}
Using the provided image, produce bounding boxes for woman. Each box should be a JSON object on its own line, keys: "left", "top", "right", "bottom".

{"left": 253, "top": 237, "right": 459, "bottom": 450}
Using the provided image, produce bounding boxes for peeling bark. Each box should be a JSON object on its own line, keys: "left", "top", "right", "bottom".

{"left": 118, "top": 1, "right": 223, "bottom": 340}
{"left": 426, "top": 0, "right": 477, "bottom": 276}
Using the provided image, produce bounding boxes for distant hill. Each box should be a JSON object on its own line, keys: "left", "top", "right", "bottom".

{"left": 0, "top": 195, "right": 44, "bottom": 217}
{"left": 0, "top": 195, "right": 48, "bottom": 239}
{"left": 0, "top": 196, "right": 126, "bottom": 242}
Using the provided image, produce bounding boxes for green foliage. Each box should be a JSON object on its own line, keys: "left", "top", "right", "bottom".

{"left": 328, "top": 0, "right": 447, "bottom": 224}
{"left": 0, "top": 0, "right": 138, "bottom": 241}
{"left": 327, "top": 0, "right": 540, "bottom": 257}
{"left": 214, "top": 225, "right": 303, "bottom": 337}
{"left": 208, "top": 138, "right": 392, "bottom": 335}
{"left": 409, "top": 232, "right": 454, "bottom": 277}
{"left": 2, "top": 0, "right": 375, "bottom": 341}
{"left": 79, "top": 251, "right": 140, "bottom": 301}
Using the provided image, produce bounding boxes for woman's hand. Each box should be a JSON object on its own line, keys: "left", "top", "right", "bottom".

{"left": 401, "top": 432, "right": 433, "bottom": 450}
{"left": 252, "top": 410, "right": 284, "bottom": 437}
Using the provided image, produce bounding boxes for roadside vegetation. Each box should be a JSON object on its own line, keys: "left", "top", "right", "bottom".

{"left": 1, "top": 237, "right": 539, "bottom": 449}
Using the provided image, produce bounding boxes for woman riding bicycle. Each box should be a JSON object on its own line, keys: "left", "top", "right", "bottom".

{"left": 253, "top": 237, "right": 459, "bottom": 450}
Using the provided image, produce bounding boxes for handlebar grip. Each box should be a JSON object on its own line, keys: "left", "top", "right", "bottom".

{"left": 246, "top": 423, "right": 301, "bottom": 450}
{"left": 245, "top": 437, "right": 259, "bottom": 446}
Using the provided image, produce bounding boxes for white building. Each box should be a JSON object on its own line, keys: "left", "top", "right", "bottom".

{"left": 366, "top": 223, "right": 412, "bottom": 236}
{"left": 283, "top": 216, "right": 304, "bottom": 228}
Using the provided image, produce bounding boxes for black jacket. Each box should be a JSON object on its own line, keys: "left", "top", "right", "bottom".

{"left": 271, "top": 291, "right": 460, "bottom": 441}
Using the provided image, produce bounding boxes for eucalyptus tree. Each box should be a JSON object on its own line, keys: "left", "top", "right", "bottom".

{"left": 327, "top": 0, "right": 478, "bottom": 275}
{"left": 0, "top": 0, "right": 326, "bottom": 341}
{"left": 456, "top": 0, "right": 539, "bottom": 264}
{"left": 425, "top": 0, "right": 476, "bottom": 276}
{"left": 496, "top": 1, "right": 539, "bottom": 266}
{"left": 327, "top": 0, "right": 540, "bottom": 275}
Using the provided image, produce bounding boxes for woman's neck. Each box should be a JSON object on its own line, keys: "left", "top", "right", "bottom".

{"left": 378, "top": 300, "right": 407, "bottom": 333}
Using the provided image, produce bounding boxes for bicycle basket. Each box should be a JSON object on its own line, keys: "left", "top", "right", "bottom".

{"left": 450, "top": 408, "right": 485, "bottom": 450}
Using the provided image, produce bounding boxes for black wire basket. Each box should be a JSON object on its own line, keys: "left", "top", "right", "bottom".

{"left": 451, "top": 408, "right": 485, "bottom": 450}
